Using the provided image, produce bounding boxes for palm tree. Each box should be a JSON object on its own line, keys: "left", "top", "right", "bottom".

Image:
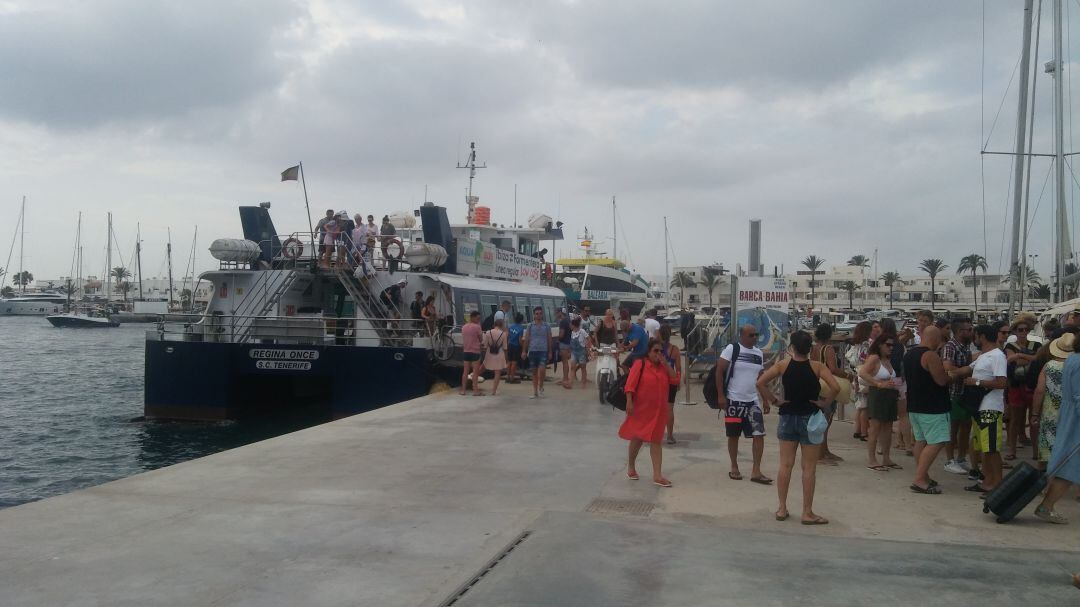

{"left": 918, "top": 259, "right": 948, "bottom": 310}
{"left": 880, "top": 271, "right": 901, "bottom": 306}
{"left": 1003, "top": 263, "right": 1041, "bottom": 289}
{"left": 847, "top": 255, "right": 870, "bottom": 270}
{"left": 839, "top": 281, "right": 860, "bottom": 310}
{"left": 801, "top": 255, "right": 825, "bottom": 310}
{"left": 1031, "top": 283, "right": 1052, "bottom": 300}
{"left": 110, "top": 266, "right": 131, "bottom": 284}
{"left": 956, "top": 253, "right": 988, "bottom": 311}
{"left": 118, "top": 281, "right": 133, "bottom": 304}
{"left": 13, "top": 270, "right": 33, "bottom": 291}
{"left": 670, "top": 271, "right": 694, "bottom": 308}
{"left": 698, "top": 268, "right": 721, "bottom": 309}
{"left": 1, "top": 286, "right": 14, "bottom": 298}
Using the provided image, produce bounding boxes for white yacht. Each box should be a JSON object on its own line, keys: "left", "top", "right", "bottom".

{"left": 0, "top": 292, "right": 66, "bottom": 315}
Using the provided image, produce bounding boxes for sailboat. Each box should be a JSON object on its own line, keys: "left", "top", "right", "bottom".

{"left": 0, "top": 197, "right": 67, "bottom": 315}
{"left": 47, "top": 212, "right": 118, "bottom": 328}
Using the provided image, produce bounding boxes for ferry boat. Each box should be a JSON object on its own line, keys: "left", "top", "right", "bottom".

{"left": 555, "top": 229, "right": 649, "bottom": 315}
{"left": 0, "top": 292, "right": 66, "bottom": 315}
{"left": 144, "top": 199, "right": 567, "bottom": 422}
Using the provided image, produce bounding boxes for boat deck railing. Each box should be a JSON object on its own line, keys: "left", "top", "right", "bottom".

{"left": 148, "top": 313, "right": 434, "bottom": 348}
{"left": 217, "top": 231, "right": 421, "bottom": 275}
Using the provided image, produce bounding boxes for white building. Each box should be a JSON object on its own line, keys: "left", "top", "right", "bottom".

{"left": 669, "top": 265, "right": 733, "bottom": 310}
{"left": 34, "top": 275, "right": 212, "bottom": 303}
{"left": 786, "top": 265, "right": 1049, "bottom": 312}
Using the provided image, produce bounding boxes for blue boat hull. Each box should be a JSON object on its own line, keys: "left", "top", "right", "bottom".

{"left": 144, "top": 339, "right": 432, "bottom": 421}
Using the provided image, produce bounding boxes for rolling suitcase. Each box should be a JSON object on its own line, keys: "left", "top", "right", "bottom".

{"left": 982, "top": 444, "right": 1080, "bottom": 523}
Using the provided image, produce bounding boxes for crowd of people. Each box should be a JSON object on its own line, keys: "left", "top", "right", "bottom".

{"left": 313, "top": 208, "right": 399, "bottom": 273}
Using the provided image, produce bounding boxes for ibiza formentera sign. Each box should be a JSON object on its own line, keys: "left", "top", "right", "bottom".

{"left": 456, "top": 238, "right": 542, "bottom": 283}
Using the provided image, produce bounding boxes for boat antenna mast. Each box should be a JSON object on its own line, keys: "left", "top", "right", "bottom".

{"left": 457, "top": 141, "right": 486, "bottom": 223}
{"left": 136, "top": 223, "right": 144, "bottom": 301}
{"left": 167, "top": 228, "right": 174, "bottom": 310}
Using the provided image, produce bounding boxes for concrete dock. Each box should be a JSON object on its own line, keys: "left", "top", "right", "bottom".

{"left": 1, "top": 379, "right": 1078, "bottom": 606}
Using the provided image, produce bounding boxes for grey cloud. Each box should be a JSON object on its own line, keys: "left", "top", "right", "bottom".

{"left": 0, "top": 1, "right": 302, "bottom": 128}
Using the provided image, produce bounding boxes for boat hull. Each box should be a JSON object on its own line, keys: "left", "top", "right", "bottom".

{"left": 144, "top": 338, "right": 432, "bottom": 421}
{"left": 46, "top": 314, "right": 119, "bottom": 328}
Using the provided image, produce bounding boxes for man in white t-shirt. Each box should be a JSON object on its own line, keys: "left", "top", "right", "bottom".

{"left": 955, "top": 323, "right": 1009, "bottom": 493}
{"left": 643, "top": 309, "right": 661, "bottom": 339}
{"left": 714, "top": 324, "right": 770, "bottom": 484}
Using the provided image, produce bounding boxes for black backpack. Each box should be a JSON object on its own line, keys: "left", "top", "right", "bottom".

{"left": 607, "top": 359, "right": 645, "bottom": 411}
{"left": 703, "top": 342, "right": 740, "bottom": 410}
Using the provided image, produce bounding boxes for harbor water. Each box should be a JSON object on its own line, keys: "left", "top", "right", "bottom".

{"left": 0, "top": 316, "right": 323, "bottom": 508}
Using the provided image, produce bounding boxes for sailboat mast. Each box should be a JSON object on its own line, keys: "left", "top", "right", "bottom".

{"left": 167, "top": 229, "right": 174, "bottom": 310}
{"left": 18, "top": 196, "right": 25, "bottom": 292}
{"left": 1008, "top": 0, "right": 1035, "bottom": 315}
{"left": 663, "top": 216, "right": 670, "bottom": 308}
{"left": 136, "top": 223, "right": 144, "bottom": 300}
{"left": 76, "top": 212, "right": 82, "bottom": 303}
{"left": 612, "top": 196, "right": 617, "bottom": 262}
{"left": 105, "top": 212, "right": 112, "bottom": 303}
{"left": 1053, "top": 0, "right": 1070, "bottom": 301}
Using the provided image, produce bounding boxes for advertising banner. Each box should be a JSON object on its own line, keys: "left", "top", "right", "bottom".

{"left": 456, "top": 238, "right": 542, "bottom": 283}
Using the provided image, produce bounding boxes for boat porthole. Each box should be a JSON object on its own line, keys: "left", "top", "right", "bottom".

{"left": 165, "top": 347, "right": 174, "bottom": 354}
{"left": 394, "top": 353, "right": 404, "bottom": 361}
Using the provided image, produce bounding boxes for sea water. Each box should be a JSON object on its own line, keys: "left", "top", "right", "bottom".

{"left": 0, "top": 316, "right": 321, "bottom": 508}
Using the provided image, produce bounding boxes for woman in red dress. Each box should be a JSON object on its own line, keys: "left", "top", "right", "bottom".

{"left": 620, "top": 338, "right": 680, "bottom": 487}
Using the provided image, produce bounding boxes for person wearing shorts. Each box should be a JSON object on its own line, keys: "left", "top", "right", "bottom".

{"left": 957, "top": 323, "right": 1009, "bottom": 493}
{"left": 521, "top": 307, "right": 552, "bottom": 399}
{"left": 459, "top": 311, "right": 483, "bottom": 396}
{"left": 903, "top": 326, "right": 952, "bottom": 494}
{"left": 715, "top": 325, "right": 771, "bottom": 484}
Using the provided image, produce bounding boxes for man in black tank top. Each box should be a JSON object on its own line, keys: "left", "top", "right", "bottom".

{"left": 902, "top": 327, "right": 951, "bottom": 494}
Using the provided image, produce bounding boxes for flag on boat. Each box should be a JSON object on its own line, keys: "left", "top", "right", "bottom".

{"left": 280, "top": 165, "right": 300, "bottom": 181}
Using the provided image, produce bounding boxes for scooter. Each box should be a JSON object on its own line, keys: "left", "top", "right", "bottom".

{"left": 594, "top": 345, "right": 619, "bottom": 404}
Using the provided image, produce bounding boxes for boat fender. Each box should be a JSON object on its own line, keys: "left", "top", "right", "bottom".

{"left": 385, "top": 238, "right": 405, "bottom": 260}
{"left": 282, "top": 237, "right": 304, "bottom": 259}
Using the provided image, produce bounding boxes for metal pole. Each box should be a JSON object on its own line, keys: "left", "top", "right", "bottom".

{"left": 18, "top": 196, "right": 24, "bottom": 292}
{"left": 1053, "top": 0, "right": 1070, "bottom": 302}
{"left": 167, "top": 228, "right": 174, "bottom": 310}
{"left": 105, "top": 212, "right": 112, "bottom": 303}
{"left": 1009, "top": 0, "right": 1035, "bottom": 316}
{"left": 663, "top": 216, "right": 670, "bottom": 309}
{"left": 612, "top": 196, "right": 617, "bottom": 262}
{"left": 1021, "top": 0, "right": 1044, "bottom": 311}
{"left": 136, "top": 223, "right": 144, "bottom": 300}
{"left": 299, "top": 162, "right": 316, "bottom": 265}
{"left": 728, "top": 275, "right": 739, "bottom": 344}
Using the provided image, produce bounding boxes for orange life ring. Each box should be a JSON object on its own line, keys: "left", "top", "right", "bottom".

{"left": 281, "top": 237, "right": 303, "bottom": 259}
{"left": 385, "top": 238, "right": 404, "bottom": 260}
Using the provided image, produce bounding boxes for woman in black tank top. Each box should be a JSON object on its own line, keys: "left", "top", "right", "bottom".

{"left": 756, "top": 331, "right": 841, "bottom": 525}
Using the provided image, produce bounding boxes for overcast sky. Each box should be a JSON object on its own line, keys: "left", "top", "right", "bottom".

{"left": 1, "top": 1, "right": 1076, "bottom": 286}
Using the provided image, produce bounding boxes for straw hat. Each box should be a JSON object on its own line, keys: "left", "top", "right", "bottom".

{"left": 1050, "top": 332, "right": 1076, "bottom": 358}
{"left": 1011, "top": 312, "right": 1037, "bottom": 330}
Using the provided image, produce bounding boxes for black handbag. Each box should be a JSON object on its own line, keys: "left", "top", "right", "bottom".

{"left": 607, "top": 359, "right": 644, "bottom": 411}
{"left": 959, "top": 384, "right": 988, "bottom": 418}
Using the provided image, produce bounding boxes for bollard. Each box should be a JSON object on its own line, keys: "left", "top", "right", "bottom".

{"left": 678, "top": 352, "right": 697, "bottom": 406}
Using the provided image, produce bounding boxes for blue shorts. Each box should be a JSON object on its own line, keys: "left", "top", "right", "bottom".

{"left": 777, "top": 413, "right": 812, "bottom": 445}
{"left": 528, "top": 351, "right": 548, "bottom": 368}
{"left": 571, "top": 347, "right": 588, "bottom": 364}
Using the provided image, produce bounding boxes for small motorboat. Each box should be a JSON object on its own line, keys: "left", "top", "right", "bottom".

{"left": 46, "top": 311, "right": 119, "bottom": 328}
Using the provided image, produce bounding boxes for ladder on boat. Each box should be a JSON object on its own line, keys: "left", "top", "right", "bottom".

{"left": 332, "top": 265, "right": 404, "bottom": 345}
{"left": 233, "top": 270, "right": 299, "bottom": 342}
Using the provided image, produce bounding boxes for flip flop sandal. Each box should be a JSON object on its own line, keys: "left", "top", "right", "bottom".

{"left": 884, "top": 463, "right": 904, "bottom": 470}
{"left": 728, "top": 472, "right": 743, "bottom": 480}
{"left": 1004, "top": 454, "right": 1017, "bottom": 461}
{"left": 775, "top": 512, "right": 790, "bottom": 521}
{"left": 801, "top": 516, "right": 829, "bottom": 525}
{"left": 964, "top": 483, "right": 988, "bottom": 493}
{"left": 654, "top": 479, "right": 673, "bottom": 488}
{"left": 867, "top": 465, "right": 889, "bottom": 472}
{"left": 626, "top": 471, "right": 639, "bottom": 481}
{"left": 750, "top": 476, "right": 774, "bottom": 485}
{"left": 666, "top": 437, "right": 676, "bottom": 445}
{"left": 910, "top": 484, "right": 942, "bottom": 494}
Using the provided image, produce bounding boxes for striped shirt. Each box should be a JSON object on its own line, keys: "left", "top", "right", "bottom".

{"left": 941, "top": 338, "right": 971, "bottom": 401}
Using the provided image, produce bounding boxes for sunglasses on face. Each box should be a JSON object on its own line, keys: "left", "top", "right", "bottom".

{"left": 1016, "top": 327, "right": 1029, "bottom": 332}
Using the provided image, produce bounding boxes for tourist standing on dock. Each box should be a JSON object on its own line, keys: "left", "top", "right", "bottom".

{"left": 1005, "top": 316, "right": 1040, "bottom": 461}
{"left": 847, "top": 321, "right": 873, "bottom": 441}
{"left": 757, "top": 330, "right": 838, "bottom": 524}
{"left": 569, "top": 317, "right": 591, "bottom": 388}
{"left": 904, "top": 327, "right": 951, "bottom": 494}
{"left": 522, "top": 307, "right": 552, "bottom": 399}
{"left": 957, "top": 324, "right": 1009, "bottom": 493}
{"left": 943, "top": 318, "right": 974, "bottom": 475}
{"left": 620, "top": 337, "right": 679, "bottom": 487}
{"left": 579, "top": 306, "right": 595, "bottom": 336}
{"left": 621, "top": 318, "right": 649, "bottom": 371}
{"left": 860, "top": 334, "right": 901, "bottom": 471}
{"left": 1033, "top": 332, "right": 1080, "bottom": 524}
{"left": 881, "top": 318, "right": 913, "bottom": 456}
{"left": 483, "top": 316, "right": 508, "bottom": 396}
{"left": 595, "top": 309, "right": 618, "bottom": 347}
{"left": 716, "top": 325, "right": 771, "bottom": 484}
{"left": 556, "top": 310, "right": 573, "bottom": 389}
{"left": 1033, "top": 332, "right": 1072, "bottom": 472}
{"left": 811, "top": 323, "right": 847, "bottom": 462}
{"left": 460, "top": 311, "right": 484, "bottom": 396}
{"left": 644, "top": 309, "right": 661, "bottom": 339}
{"left": 506, "top": 312, "right": 525, "bottom": 384}
{"left": 658, "top": 324, "right": 681, "bottom": 445}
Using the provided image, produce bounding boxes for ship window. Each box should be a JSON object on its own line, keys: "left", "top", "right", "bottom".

{"left": 460, "top": 291, "right": 479, "bottom": 323}
{"left": 542, "top": 298, "right": 556, "bottom": 323}
{"left": 480, "top": 294, "right": 499, "bottom": 324}
{"left": 582, "top": 273, "right": 646, "bottom": 294}
{"left": 514, "top": 296, "right": 529, "bottom": 319}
